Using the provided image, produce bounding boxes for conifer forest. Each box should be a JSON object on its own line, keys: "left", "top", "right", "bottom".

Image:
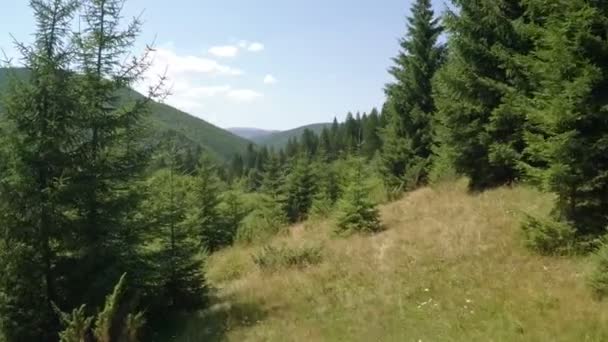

{"left": 3, "top": 0, "right": 608, "bottom": 341}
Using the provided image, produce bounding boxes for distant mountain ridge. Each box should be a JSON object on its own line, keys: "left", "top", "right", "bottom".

{"left": 0, "top": 68, "right": 251, "bottom": 161}
{"left": 250, "top": 123, "right": 332, "bottom": 149}
{"left": 228, "top": 127, "right": 279, "bottom": 140}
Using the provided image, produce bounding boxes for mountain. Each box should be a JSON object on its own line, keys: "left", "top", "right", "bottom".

{"left": 0, "top": 68, "right": 251, "bottom": 161}
{"left": 228, "top": 127, "right": 278, "bottom": 140}
{"left": 251, "top": 122, "right": 331, "bottom": 149}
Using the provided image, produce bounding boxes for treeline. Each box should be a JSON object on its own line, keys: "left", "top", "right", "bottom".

{"left": 228, "top": 109, "right": 386, "bottom": 188}
{"left": 236, "top": 0, "right": 608, "bottom": 252}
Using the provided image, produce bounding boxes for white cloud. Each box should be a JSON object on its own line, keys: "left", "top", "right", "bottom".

{"left": 134, "top": 44, "right": 263, "bottom": 122}
{"left": 248, "top": 42, "right": 265, "bottom": 52}
{"left": 227, "top": 89, "right": 263, "bottom": 102}
{"left": 238, "top": 40, "right": 265, "bottom": 52}
{"left": 263, "top": 74, "right": 277, "bottom": 85}
{"left": 208, "top": 45, "right": 239, "bottom": 58}
{"left": 148, "top": 47, "right": 242, "bottom": 77}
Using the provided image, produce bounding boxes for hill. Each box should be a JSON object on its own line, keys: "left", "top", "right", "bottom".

{"left": 228, "top": 127, "right": 278, "bottom": 140}
{"left": 156, "top": 180, "right": 608, "bottom": 341}
{"left": 251, "top": 123, "right": 331, "bottom": 149}
{"left": 0, "top": 68, "right": 251, "bottom": 161}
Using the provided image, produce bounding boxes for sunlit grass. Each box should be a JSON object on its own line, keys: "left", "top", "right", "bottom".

{"left": 157, "top": 180, "right": 608, "bottom": 341}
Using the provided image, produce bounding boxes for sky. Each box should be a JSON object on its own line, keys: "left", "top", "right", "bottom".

{"left": 0, "top": 0, "right": 446, "bottom": 130}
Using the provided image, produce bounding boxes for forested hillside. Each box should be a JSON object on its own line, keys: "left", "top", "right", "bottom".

{"left": 228, "top": 127, "right": 278, "bottom": 140}
{"left": 0, "top": 68, "right": 251, "bottom": 161}
{"left": 3, "top": 0, "right": 608, "bottom": 341}
{"left": 250, "top": 122, "right": 331, "bottom": 149}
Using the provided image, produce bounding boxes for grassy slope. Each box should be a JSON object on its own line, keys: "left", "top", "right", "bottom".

{"left": 251, "top": 123, "right": 331, "bottom": 149}
{"left": 0, "top": 68, "right": 251, "bottom": 161}
{"left": 160, "top": 180, "right": 608, "bottom": 341}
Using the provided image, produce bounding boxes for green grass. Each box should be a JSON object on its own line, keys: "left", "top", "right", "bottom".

{"left": 155, "top": 180, "right": 608, "bottom": 341}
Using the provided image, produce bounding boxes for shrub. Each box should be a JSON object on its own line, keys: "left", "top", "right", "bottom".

{"left": 236, "top": 197, "right": 287, "bottom": 244}
{"left": 588, "top": 241, "right": 608, "bottom": 300}
{"left": 521, "top": 214, "right": 576, "bottom": 255}
{"left": 335, "top": 158, "right": 382, "bottom": 235}
{"left": 252, "top": 244, "right": 323, "bottom": 271}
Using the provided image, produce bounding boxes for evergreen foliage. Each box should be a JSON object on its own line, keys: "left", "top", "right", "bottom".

{"left": 335, "top": 158, "right": 381, "bottom": 234}
{"left": 56, "top": 274, "right": 145, "bottom": 342}
{"left": 433, "top": 0, "right": 529, "bottom": 190}
{"left": 282, "top": 155, "right": 318, "bottom": 223}
{"left": 143, "top": 165, "right": 206, "bottom": 309}
{"left": 381, "top": 0, "right": 443, "bottom": 191}
{"left": 518, "top": 0, "right": 608, "bottom": 236}
{"left": 192, "top": 155, "right": 225, "bottom": 251}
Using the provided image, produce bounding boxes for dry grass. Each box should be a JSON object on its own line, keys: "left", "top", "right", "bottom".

{"left": 159, "top": 180, "right": 608, "bottom": 341}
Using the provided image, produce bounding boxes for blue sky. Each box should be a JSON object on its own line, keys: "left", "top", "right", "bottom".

{"left": 0, "top": 0, "right": 446, "bottom": 130}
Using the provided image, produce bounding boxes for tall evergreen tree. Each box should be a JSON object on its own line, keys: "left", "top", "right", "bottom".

{"left": 381, "top": 0, "right": 443, "bottom": 190}
{"left": 192, "top": 155, "right": 225, "bottom": 251}
{"left": 433, "top": 0, "right": 529, "bottom": 190}
{"left": 520, "top": 0, "right": 608, "bottom": 236}
{"left": 0, "top": 1, "right": 79, "bottom": 339}
{"left": 143, "top": 155, "right": 205, "bottom": 309}
{"left": 362, "top": 108, "right": 382, "bottom": 158}
{"left": 282, "top": 155, "right": 317, "bottom": 223}
{"left": 65, "top": 0, "right": 165, "bottom": 309}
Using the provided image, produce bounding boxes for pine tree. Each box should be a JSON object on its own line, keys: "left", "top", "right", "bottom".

{"left": 318, "top": 127, "right": 333, "bottom": 161}
{"left": 520, "top": 0, "right": 608, "bottom": 236}
{"left": 143, "top": 154, "right": 205, "bottom": 309}
{"left": 261, "top": 152, "right": 284, "bottom": 199}
{"left": 192, "top": 155, "right": 225, "bottom": 251}
{"left": 66, "top": 0, "right": 164, "bottom": 309}
{"left": 381, "top": 0, "right": 443, "bottom": 190}
{"left": 433, "top": 0, "right": 529, "bottom": 190}
{"left": 282, "top": 155, "right": 317, "bottom": 223}
{"left": 335, "top": 157, "right": 381, "bottom": 234}
{"left": 0, "top": 1, "right": 79, "bottom": 339}
{"left": 219, "top": 188, "right": 248, "bottom": 243}
{"left": 362, "top": 108, "right": 382, "bottom": 158}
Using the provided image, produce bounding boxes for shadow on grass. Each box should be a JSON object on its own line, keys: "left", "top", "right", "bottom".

{"left": 149, "top": 293, "right": 268, "bottom": 342}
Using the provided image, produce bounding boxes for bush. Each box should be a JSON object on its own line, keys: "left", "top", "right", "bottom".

{"left": 236, "top": 196, "right": 287, "bottom": 244}
{"left": 252, "top": 244, "right": 323, "bottom": 272}
{"left": 334, "top": 158, "right": 382, "bottom": 235}
{"left": 521, "top": 214, "right": 576, "bottom": 255}
{"left": 588, "top": 241, "right": 608, "bottom": 300}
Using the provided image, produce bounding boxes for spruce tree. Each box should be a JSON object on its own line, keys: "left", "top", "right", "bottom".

{"left": 282, "top": 155, "right": 317, "bottom": 223}
{"left": 261, "top": 152, "right": 284, "bottom": 199}
{"left": 335, "top": 157, "right": 381, "bottom": 234}
{"left": 192, "top": 155, "right": 225, "bottom": 251}
{"left": 520, "top": 0, "right": 608, "bottom": 236}
{"left": 0, "top": 1, "right": 79, "bottom": 339}
{"left": 65, "top": 0, "right": 165, "bottom": 309}
{"left": 433, "top": 0, "right": 529, "bottom": 190}
{"left": 362, "top": 108, "right": 382, "bottom": 158}
{"left": 143, "top": 150, "right": 205, "bottom": 309}
{"left": 381, "top": 0, "right": 443, "bottom": 190}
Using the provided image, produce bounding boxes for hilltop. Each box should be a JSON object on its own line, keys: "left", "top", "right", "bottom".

{"left": 156, "top": 181, "right": 608, "bottom": 341}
